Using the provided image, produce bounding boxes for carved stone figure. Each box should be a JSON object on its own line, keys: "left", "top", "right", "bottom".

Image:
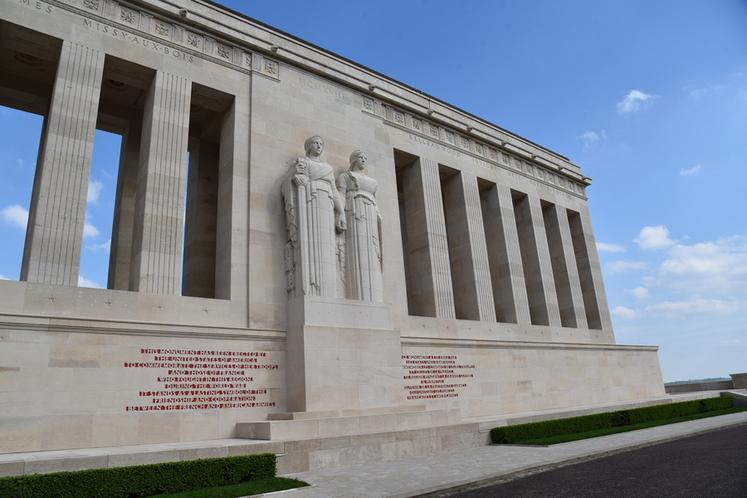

{"left": 337, "top": 150, "right": 383, "bottom": 302}
{"left": 282, "top": 135, "right": 346, "bottom": 297}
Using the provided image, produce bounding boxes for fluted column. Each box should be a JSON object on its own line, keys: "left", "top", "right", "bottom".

{"left": 494, "top": 185, "right": 532, "bottom": 325}
{"left": 527, "top": 194, "right": 562, "bottom": 327}
{"left": 442, "top": 172, "right": 495, "bottom": 321}
{"left": 556, "top": 207, "right": 588, "bottom": 329}
{"left": 577, "top": 205, "right": 613, "bottom": 332}
{"left": 401, "top": 157, "right": 455, "bottom": 318}
{"left": 21, "top": 42, "right": 105, "bottom": 286}
{"left": 130, "top": 71, "right": 191, "bottom": 295}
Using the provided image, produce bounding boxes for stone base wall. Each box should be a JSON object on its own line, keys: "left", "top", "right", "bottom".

{"left": 401, "top": 340, "right": 666, "bottom": 418}
{"left": 0, "top": 324, "right": 286, "bottom": 453}
{"left": 1, "top": 316, "right": 665, "bottom": 454}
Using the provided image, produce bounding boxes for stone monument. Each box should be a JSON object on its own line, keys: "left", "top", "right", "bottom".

{"left": 0, "top": 0, "right": 667, "bottom": 476}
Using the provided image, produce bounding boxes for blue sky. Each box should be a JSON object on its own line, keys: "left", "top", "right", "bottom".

{"left": 1, "top": 0, "right": 745, "bottom": 381}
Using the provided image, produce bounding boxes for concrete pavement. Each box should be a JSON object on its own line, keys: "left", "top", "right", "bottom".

{"left": 271, "top": 411, "right": 747, "bottom": 498}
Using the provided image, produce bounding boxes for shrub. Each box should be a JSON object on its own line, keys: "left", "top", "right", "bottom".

{"left": 0, "top": 453, "right": 276, "bottom": 498}
{"left": 490, "top": 397, "right": 734, "bottom": 444}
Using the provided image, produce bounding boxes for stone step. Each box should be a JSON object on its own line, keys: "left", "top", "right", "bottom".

{"left": 267, "top": 404, "right": 428, "bottom": 420}
{"left": 237, "top": 408, "right": 461, "bottom": 441}
{"left": 275, "top": 421, "right": 483, "bottom": 474}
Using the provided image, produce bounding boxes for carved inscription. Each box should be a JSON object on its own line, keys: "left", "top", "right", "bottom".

{"left": 408, "top": 133, "right": 464, "bottom": 159}
{"left": 297, "top": 75, "right": 353, "bottom": 104}
{"left": 82, "top": 17, "right": 196, "bottom": 63}
{"left": 124, "top": 347, "right": 278, "bottom": 412}
{"left": 402, "top": 354, "right": 475, "bottom": 400}
{"left": 17, "top": 0, "right": 53, "bottom": 14}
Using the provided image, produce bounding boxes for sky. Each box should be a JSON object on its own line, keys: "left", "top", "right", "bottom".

{"left": 1, "top": 0, "right": 746, "bottom": 381}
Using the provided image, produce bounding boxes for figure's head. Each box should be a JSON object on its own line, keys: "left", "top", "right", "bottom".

{"left": 304, "top": 135, "right": 324, "bottom": 157}
{"left": 349, "top": 149, "right": 367, "bottom": 170}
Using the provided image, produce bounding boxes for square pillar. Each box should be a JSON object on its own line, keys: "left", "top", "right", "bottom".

{"left": 215, "top": 96, "right": 250, "bottom": 301}
{"left": 556, "top": 207, "right": 589, "bottom": 329}
{"left": 21, "top": 42, "right": 105, "bottom": 286}
{"left": 494, "top": 185, "right": 532, "bottom": 325}
{"left": 441, "top": 172, "right": 495, "bottom": 321}
{"left": 400, "top": 157, "right": 455, "bottom": 318}
{"left": 130, "top": 71, "right": 191, "bottom": 295}
{"left": 577, "top": 206, "right": 614, "bottom": 333}
{"left": 526, "top": 194, "right": 562, "bottom": 327}
{"left": 108, "top": 119, "right": 141, "bottom": 290}
{"left": 182, "top": 138, "right": 218, "bottom": 298}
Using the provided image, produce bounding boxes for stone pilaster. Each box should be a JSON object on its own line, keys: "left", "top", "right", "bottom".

{"left": 130, "top": 71, "right": 191, "bottom": 295}
{"left": 494, "top": 185, "right": 532, "bottom": 325}
{"left": 556, "top": 207, "right": 588, "bottom": 329}
{"left": 527, "top": 194, "right": 562, "bottom": 327}
{"left": 21, "top": 41, "right": 105, "bottom": 286}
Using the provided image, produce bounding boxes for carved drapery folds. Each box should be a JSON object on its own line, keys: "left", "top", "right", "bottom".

{"left": 281, "top": 137, "right": 383, "bottom": 302}
{"left": 338, "top": 150, "right": 383, "bottom": 302}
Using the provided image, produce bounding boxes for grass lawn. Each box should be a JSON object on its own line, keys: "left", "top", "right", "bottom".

{"left": 514, "top": 406, "right": 747, "bottom": 445}
{"left": 152, "top": 477, "right": 308, "bottom": 497}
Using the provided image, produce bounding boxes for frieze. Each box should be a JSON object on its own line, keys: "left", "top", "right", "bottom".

{"left": 362, "top": 96, "right": 586, "bottom": 198}
{"left": 31, "top": 0, "right": 267, "bottom": 77}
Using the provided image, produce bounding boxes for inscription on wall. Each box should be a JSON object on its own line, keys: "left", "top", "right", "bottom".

{"left": 402, "top": 354, "right": 475, "bottom": 400}
{"left": 123, "top": 347, "right": 278, "bottom": 412}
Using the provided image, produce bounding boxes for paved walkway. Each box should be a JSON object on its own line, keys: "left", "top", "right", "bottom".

{"left": 449, "top": 423, "right": 747, "bottom": 497}
{"left": 271, "top": 411, "right": 747, "bottom": 498}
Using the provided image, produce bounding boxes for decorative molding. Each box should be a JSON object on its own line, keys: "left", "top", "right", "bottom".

{"left": 400, "top": 336, "right": 659, "bottom": 352}
{"left": 0, "top": 313, "right": 287, "bottom": 342}
{"left": 362, "top": 96, "right": 587, "bottom": 198}
{"left": 60, "top": 0, "right": 268, "bottom": 77}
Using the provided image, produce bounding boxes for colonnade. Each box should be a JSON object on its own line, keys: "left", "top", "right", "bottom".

{"left": 397, "top": 155, "right": 612, "bottom": 331}
{"left": 18, "top": 40, "right": 243, "bottom": 299}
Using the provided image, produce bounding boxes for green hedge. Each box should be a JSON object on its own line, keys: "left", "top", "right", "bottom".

{"left": 0, "top": 453, "right": 276, "bottom": 498}
{"left": 490, "top": 396, "right": 733, "bottom": 444}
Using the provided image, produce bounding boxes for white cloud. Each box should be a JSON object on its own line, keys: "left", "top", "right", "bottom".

{"left": 87, "top": 180, "right": 103, "bottom": 204}
{"left": 634, "top": 225, "right": 674, "bottom": 250}
{"left": 578, "top": 130, "right": 606, "bottom": 149}
{"left": 0, "top": 204, "right": 29, "bottom": 229}
{"left": 656, "top": 236, "right": 747, "bottom": 294}
{"left": 679, "top": 164, "right": 702, "bottom": 176}
{"left": 86, "top": 239, "right": 111, "bottom": 252}
{"left": 0, "top": 274, "right": 9, "bottom": 280}
{"left": 78, "top": 275, "right": 103, "bottom": 288}
{"left": 616, "top": 89, "right": 656, "bottom": 114}
{"left": 612, "top": 306, "right": 637, "bottom": 318}
{"left": 685, "top": 84, "right": 725, "bottom": 100}
{"left": 645, "top": 299, "right": 739, "bottom": 315}
{"left": 596, "top": 242, "right": 626, "bottom": 253}
{"left": 83, "top": 221, "right": 99, "bottom": 239}
{"left": 627, "top": 287, "right": 649, "bottom": 299}
{"left": 607, "top": 260, "right": 649, "bottom": 273}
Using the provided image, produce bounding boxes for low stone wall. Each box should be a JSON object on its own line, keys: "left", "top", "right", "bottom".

{"left": 664, "top": 380, "right": 734, "bottom": 394}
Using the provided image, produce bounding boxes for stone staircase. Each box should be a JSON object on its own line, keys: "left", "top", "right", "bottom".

{"left": 235, "top": 405, "right": 485, "bottom": 473}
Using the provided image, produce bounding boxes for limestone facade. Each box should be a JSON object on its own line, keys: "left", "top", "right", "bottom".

{"left": 0, "top": 0, "right": 665, "bottom": 455}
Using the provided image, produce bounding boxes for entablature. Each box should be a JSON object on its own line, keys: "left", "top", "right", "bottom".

{"left": 58, "top": 0, "right": 589, "bottom": 186}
